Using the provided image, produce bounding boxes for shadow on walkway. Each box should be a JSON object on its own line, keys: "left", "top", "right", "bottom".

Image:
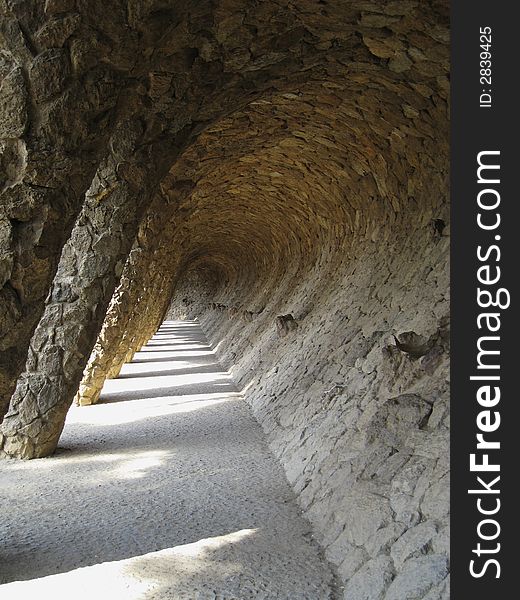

{"left": 0, "top": 320, "right": 337, "bottom": 598}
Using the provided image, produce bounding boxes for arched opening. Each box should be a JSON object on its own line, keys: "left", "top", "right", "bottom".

{"left": 0, "top": 2, "right": 449, "bottom": 597}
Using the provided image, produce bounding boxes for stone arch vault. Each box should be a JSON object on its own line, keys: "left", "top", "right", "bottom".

{"left": 0, "top": 1, "right": 450, "bottom": 598}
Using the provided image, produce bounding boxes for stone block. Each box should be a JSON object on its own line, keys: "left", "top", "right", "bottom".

{"left": 343, "top": 556, "right": 394, "bottom": 600}
{"left": 384, "top": 555, "right": 448, "bottom": 600}
{"left": 0, "top": 65, "right": 28, "bottom": 137}
{"left": 390, "top": 520, "right": 438, "bottom": 568}
{"left": 30, "top": 49, "right": 70, "bottom": 101}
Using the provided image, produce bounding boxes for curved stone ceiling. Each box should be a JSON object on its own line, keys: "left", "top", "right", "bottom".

{"left": 1, "top": 2, "right": 450, "bottom": 597}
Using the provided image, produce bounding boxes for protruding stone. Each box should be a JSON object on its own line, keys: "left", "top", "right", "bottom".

{"left": 385, "top": 555, "right": 448, "bottom": 600}
{"left": 390, "top": 520, "right": 438, "bottom": 568}
{"left": 276, "top": 314, "right": 298, "bottom": 337}
{"left": 35, "top": 14, "right": 81, "bottom": 49}
{"left": 0, "top": 64, "right": 28, "bottom": 137}
{"left": 342, "top": 556, "right": 394, "bottom": 600}
{"left": 29, "top": 49, "right": 70, "bottom": 101}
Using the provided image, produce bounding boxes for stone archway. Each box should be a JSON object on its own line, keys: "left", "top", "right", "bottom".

{"left": 0, "top": 1, "right": 449, "bottom": 598}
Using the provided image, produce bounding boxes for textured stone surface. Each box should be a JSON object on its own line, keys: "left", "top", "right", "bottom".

{"left": 0, "top": 119, "right": 176, "bottom": 458}
{"left": 342, "top": 556, "right": 394, "bottom": 600}
{"left": 0, "top": 60, "right": 28, "bottom": 137}
{"left": 1, "top": 1, "right": 449, "bottom": 598}
{"left": 385, "top": 555, "right": 449, "bottom": 600}
{"left": 0, "top": 0, "right": 134, "bottom": 417}
{"left": 155, "top": 5, "right": 450, "bottom": 592}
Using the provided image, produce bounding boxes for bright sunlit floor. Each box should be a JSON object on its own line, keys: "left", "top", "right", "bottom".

{"left": 0, "top": 320, "right": 336, "bottom": 599}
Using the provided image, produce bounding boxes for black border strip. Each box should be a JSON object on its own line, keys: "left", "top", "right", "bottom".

{"left": 451, "top": 1, "right": 517, "bottom": 596}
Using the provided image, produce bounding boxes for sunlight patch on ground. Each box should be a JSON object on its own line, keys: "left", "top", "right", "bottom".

{"left": 136, "top": 343, "right": 207, "bottom": 352}
{"left": 111, "top": 450, "right": 170, "bottom": 480}
{"left": 118, "top": 359, "right": 215, "bottom": 375}
{"left": 3, "top": 450, "right": 128, "bottom": 470}
{"left": 66, "top": 393, "right": 242, "bottom": 427}
{"left": 0, "top": 529, "right": 258, "bottom": 600}
{"left": 131, "top": 350, "right": 214, "bottom": 361}
{"left": 3, "top": 449, "right": 174, "bottom": 475}
{"left": 101, "top": 371, "right": 234, "bottom": 394}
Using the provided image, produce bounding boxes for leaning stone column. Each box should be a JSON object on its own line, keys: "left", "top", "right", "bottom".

{"left": 74, "top": 245, "right": 152, "bottom": 405}
{"left": 0, "top": 121, "right": 171, "bottom": 458}
{"left": 105, "top": 269, "right": 167, "bottom": 380}
{"left": 104, "top": 251, "right": 176, "bottom": 384}
{"left": 0, "top": 0, "right": 136, "bottom": 422}
{"left": 0, "top": 1, "right": 135, "bottom": 419}
{"left": 81, "top": 199, "right": 185, "bottom": 399}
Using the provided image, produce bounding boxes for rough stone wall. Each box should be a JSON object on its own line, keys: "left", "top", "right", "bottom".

{"left": 2, "top": 1, "right": 450, "bottom": 596}
{"left": 173, "top": 204, "right": 450, "bottom": 600}
{"left": 160, "top": 5, "right": 450, "bottom": 592}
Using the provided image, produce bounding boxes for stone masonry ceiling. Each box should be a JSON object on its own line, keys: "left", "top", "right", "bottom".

{"left": 0, "top": 1, "right": 449, "bottom": 599}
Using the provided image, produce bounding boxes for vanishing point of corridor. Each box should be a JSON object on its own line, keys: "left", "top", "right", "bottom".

{"left": 0, "top": 321, "right": 337, "bottom": 599}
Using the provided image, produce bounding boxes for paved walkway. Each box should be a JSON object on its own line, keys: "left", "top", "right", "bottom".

{"left": 0, "top": 320, "right": 337, "bottom": 599}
